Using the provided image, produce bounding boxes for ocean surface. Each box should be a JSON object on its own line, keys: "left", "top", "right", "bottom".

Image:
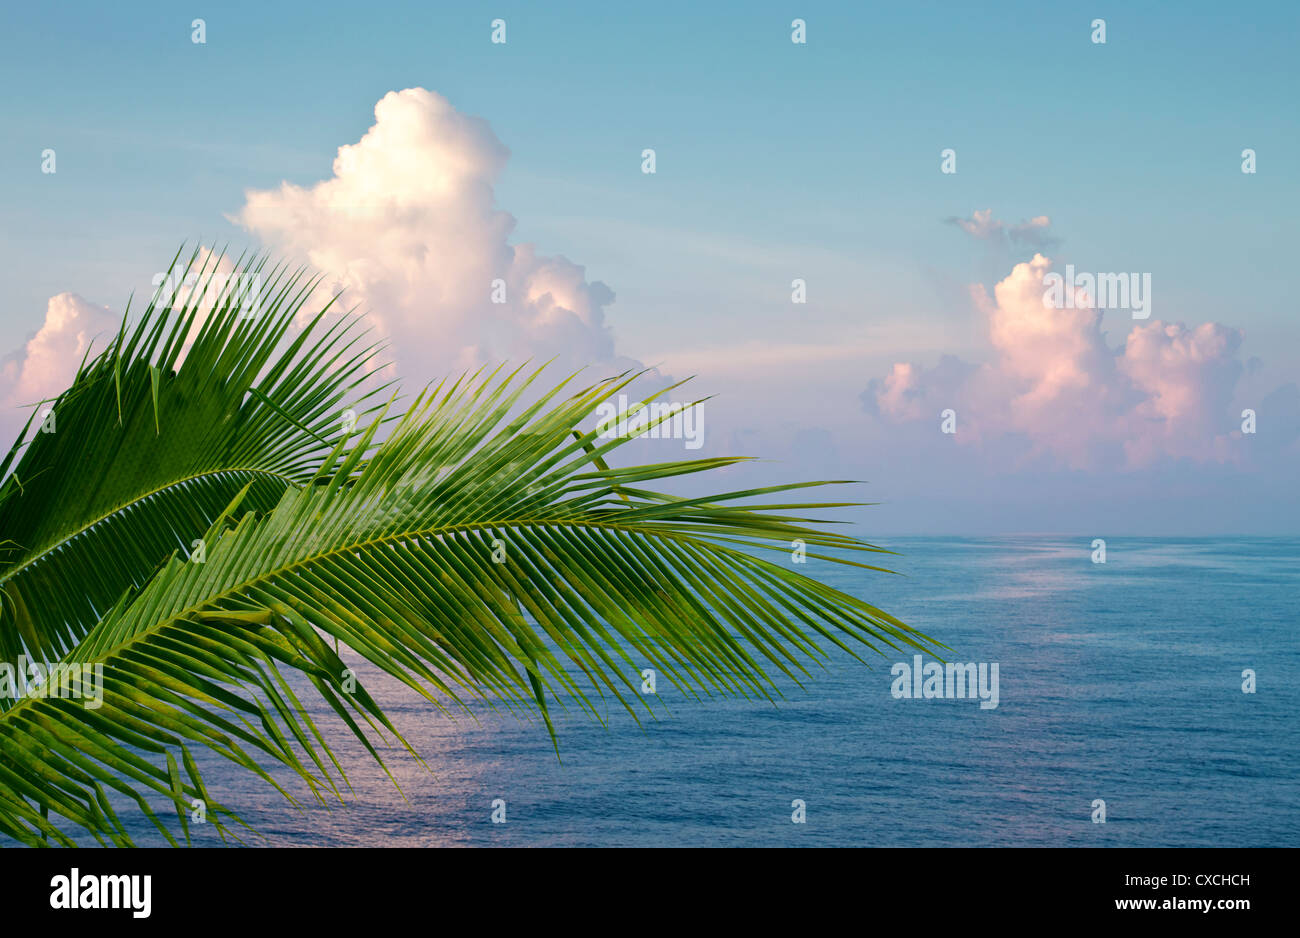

{"left": 124, "top": 536, "right": 1298, "bottom": 847}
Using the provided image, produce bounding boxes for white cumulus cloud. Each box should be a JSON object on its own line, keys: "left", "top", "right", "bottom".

{"left": 235, "top": 88, "right": 638, "bottom": 386}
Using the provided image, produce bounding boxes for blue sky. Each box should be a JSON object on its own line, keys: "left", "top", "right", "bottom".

{"left": 1, "top": 0, "right": 1296, "bottom": 533}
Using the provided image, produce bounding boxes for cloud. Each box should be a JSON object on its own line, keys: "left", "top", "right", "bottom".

{"left": 946, "top": 209, "right": 1060, "bottom": 249}
{"left": 1118, "top": 319, "right": 1245, "bottom": 465}
{"left": 0, "top": 252, "right": 247, "bottom": 443}
{"left": 0, "top": 89, "right": 672, "bottom": 451}
{"left": 863, "top": 253, "right": 1252, "bottom": 469}
{"left": 235, "top": 88, "right": 641, "bottom": 386}
{"left": 862, "top": 356, "right": 979, "bottom": 423}
{"left": 0, "top": 293, "right": 118, "bottom": 430}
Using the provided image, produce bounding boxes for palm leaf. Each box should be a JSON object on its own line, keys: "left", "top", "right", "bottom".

{"left": 0, "top": 363, "right": 943, "bottom": 846}
{"left": 0, "top": 247, "right": 388, "bottom": 675}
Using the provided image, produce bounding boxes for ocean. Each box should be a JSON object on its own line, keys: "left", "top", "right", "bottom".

{"left": 127, "top": 536, "right": 1299, "bottom": 847}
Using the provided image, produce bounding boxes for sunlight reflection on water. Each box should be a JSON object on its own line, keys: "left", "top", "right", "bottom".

{"left": 112, "top": 536, "right": 1297, "bottom": 847}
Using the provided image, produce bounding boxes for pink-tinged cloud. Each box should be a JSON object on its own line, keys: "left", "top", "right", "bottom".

{"left": 0, "top": 293, "right": 118, "bottom": 418}
{"left": 235, "top": 88, "right": 637, "bottom": 385}
{"left": 0, "top": 248, "right": 311, "bottom": 445}
{"left": 947, "top": 209, "right": 1059, "bottom": 249}
{"left": 1119, "top": 320, "right": 1245, "bottom": 465}
{"left": 864, "top": 252, "right": 1246, "bottom": 468}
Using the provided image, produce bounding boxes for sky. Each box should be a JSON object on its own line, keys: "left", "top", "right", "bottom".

{"left": 1, "top": 0, "right": 1296, "bottom": 534}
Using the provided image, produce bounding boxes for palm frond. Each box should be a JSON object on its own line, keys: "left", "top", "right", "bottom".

{"left": 0, "top": 363, "right": 942, "bottom": 846}
{"left": 0, "top": 247, "right": 388, "bottom": 674}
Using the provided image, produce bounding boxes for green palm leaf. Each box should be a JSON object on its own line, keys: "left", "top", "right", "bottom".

{"left": 0, "top": 358, "right": 943, "bottom": 847}
{"left": 0, "top": 247, "right": 387, "bottom": 675}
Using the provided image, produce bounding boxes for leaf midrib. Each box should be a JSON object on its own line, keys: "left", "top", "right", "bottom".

{"left": 0, "top": 467, "right": 299, "bottom": 587}
{"left": 0, "top": 514, "right": 660, "bottom": 723}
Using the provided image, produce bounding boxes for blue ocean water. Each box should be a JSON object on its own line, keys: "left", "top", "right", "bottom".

{"left": 130, "top": 536, "right": 1299, "bottom": 847}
